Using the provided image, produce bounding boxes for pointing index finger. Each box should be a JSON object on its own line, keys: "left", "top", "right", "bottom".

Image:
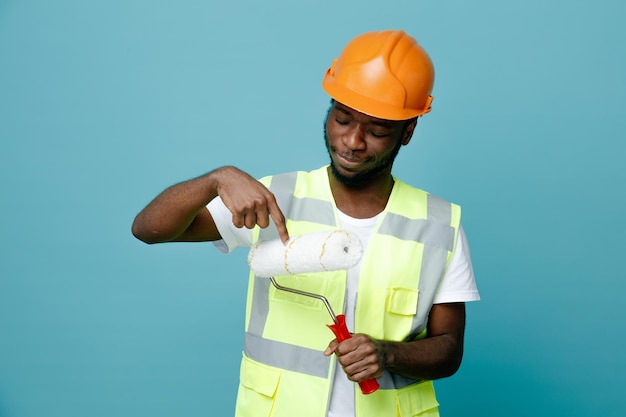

{"left": 268, "top": 203, "right": 289, "bottom": 245}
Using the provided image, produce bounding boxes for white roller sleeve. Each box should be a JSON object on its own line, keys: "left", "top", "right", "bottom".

{"left": 248, "top": 229, "right": 363, "bottom": 277}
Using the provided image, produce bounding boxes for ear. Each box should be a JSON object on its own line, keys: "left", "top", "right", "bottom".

{"left": 401, "top": 118, "right": 418, "bottom": 146}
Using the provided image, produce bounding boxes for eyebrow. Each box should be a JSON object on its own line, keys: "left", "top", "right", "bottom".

{"left": 336, "top": 105, "right": 394, "bottom": 128}
{"left": 370, "top": 120, "right": 393, "bottom": 129}
{"left": 336, "top": 106, "right": 351, "bottom": 116}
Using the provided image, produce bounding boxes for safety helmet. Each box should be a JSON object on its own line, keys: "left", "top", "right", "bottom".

{"left": 322, "top": 30, "right": 435, "bottom": 121}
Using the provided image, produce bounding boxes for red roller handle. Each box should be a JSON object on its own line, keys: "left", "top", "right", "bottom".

{"left": 327, "top": 314, "right": 379, "bottom": 395}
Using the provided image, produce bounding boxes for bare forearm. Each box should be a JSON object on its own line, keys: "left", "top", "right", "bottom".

{"left": 132, "top": 165, "right": 290, "bottom": 244}
{"left": 132, "top": 168, "right": 224, "bottom": 243}
{"left": 381, "top": 303, "right": 466, "bottom": 380}
{"left": 380, "top": 333, "right": 463, "bottom": 381}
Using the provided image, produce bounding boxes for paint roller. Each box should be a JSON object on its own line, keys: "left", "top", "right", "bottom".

{"left": 248, "top": 229, "right": 380, "bottom": 395}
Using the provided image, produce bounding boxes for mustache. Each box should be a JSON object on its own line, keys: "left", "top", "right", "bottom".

{"left": 325, "top": 136, "right": 374, "bottom": 164}
{"left": 331, "top": 144, "right": 376, "bottom": 163}
{"left": 337, "top": 151, "right": 372, "bottom": 164}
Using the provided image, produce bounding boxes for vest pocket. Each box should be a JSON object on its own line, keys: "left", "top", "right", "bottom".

{"left": 387, "top": 287, "right": 419, "bottom": 315}
{"left": 236, "top": 354, "right": 280, "bottom": 417}
{"left": 384, "top": 287, "right": 419, "bottom": 340}
{"left": 396, "top": 380, "right": 439, "bottom": 416}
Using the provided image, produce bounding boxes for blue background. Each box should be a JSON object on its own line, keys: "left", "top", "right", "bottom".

{"left": 1, "top": 0, "right": 624, "bottom": 416}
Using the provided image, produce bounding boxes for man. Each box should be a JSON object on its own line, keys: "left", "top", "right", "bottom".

{"left": 132, "top": 30, "right": 479, "bottom": 417}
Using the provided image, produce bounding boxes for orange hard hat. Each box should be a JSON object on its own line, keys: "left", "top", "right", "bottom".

{"left": 322, "top": 30, "right": 435, "bottom": 120}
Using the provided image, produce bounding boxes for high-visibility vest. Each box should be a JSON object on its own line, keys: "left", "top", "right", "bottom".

{"left": 235, "top": 166, "right": 461, "bottom": 417}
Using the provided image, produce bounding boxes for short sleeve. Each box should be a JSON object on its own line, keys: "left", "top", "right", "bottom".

{"left": 206, "top": 196, "right": 253, "bottom": 254}
{"left": 432, "top": 225, "right": 480, "bottom": 303}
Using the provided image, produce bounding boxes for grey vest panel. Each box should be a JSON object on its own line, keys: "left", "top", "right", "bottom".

{"left": 245, "top": 333, "right": 331, "bottom": 378}
{"left": 378, "top": 372, "right": 424, "bottom": 390}
{"left": 410, "top": 193, "right": 454, "bottom": 338}
{"left": 247, "top": 275, "right": 271, "bottom": 337}
{"left": 378, "top": 213, "right": 454, "bottom": 251}
{"left": 258, "top": 172, "right": 297, "bottom": 242}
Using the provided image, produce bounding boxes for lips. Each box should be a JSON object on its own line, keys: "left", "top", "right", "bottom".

{"left": 336, "top": 153, "right": 365, "bottom": 170}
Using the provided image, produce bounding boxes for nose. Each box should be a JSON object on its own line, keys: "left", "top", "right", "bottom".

{"left": 343, "top": 125, "right": 366, "bottom": 151}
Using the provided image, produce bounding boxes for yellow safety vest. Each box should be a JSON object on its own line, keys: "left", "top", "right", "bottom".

{"left": 235, "top": 166, "right": 461, "bottom": 417}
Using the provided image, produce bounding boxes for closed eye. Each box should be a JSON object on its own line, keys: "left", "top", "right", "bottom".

{"left": 368, "top": 129, "right": 390, "bottom": 138}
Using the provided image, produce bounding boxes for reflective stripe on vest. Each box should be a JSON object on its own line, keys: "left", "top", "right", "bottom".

{"left": 243, "top": 167, "right": 459, "bottom": 392}
{"left": 257, "top": 171, "right": 336, "bottom": 243}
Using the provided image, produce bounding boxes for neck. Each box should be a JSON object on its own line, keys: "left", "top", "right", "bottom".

{"left": 327, "top": 166, "right": 394, "bottom": 219}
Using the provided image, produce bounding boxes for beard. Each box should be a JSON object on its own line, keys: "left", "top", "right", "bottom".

{"left": 323, "top": 123, "right": 402, "bottom": 189}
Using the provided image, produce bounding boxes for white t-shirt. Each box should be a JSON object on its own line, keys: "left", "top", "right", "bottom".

{"left": 207, "top": 196, "right": 479, "bottom": 417}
